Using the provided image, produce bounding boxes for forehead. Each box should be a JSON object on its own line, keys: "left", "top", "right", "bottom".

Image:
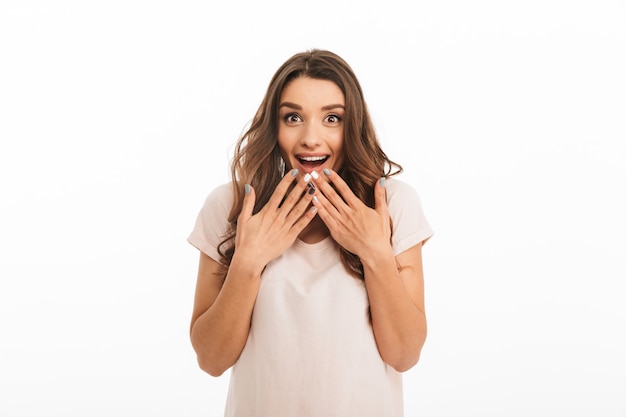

{"left": 280, "top": 77, "right": 344, "bottom": 105}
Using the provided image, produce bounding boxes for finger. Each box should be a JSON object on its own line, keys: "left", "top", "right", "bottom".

{"left": 278, "top": 170, "right": 312, "bottom": 215}
{"left": 265, "top": 168, "right": 300, "bottom": 209}
{"left": 305, "top": 170, "right": 329, "bottom": 190}
{"left": 285, "top": 182, "right": 316, "bottom": 224}
{"left": 310, "top": 188, "right": 341, "bottom": 229}
{"left": 289, "top": 205, "right": 319, "bottom": 236}
{"left": 239, "top": 183, "right": 255, "bottom": 223}
{"left": 374, "top": 177, "right": 389, "bottom": 217}
{"left": 315, "top": 169, "right": 359, "bottom": 210}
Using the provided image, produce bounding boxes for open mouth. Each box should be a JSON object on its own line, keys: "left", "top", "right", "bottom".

{"left": 298, "top": 155, "right": 329, "bottom": 169}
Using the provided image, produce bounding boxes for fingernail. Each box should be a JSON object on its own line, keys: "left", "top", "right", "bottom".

{"left": 303, "top": 173, "right": 311, "bottom": 182}
{"left": 245, "top": 184, "right": 251, "bottom": 194}
{"left": 323, "top": 168, "right": 331, "bottom": 176}
{"left": 379, "top": 177, "right": 386, "bottom": 186}
{"left": 308, "top": 186, "right": 315, "bottom": 195}
{"left": 291, "top": 169, "right": 298, "bottom": 177}
{"left": 311, "top": 170, "right": 319, "bottom": 179}
{"left": 312, "top": 196, "right": 318, "bottom": 204}
{"left": 310, "top": 206, "right": 317, "bottom": 214}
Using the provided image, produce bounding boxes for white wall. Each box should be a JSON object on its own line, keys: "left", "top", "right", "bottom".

{"left": 1, "top": 1, "right": 624, "bottom": 416}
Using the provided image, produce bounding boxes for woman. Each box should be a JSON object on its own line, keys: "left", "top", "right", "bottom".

{"left": 188, "top": 49, "right": 433, "bottom": 416}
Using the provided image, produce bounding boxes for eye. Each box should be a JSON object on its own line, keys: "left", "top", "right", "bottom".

{"left": 283, "top": 113, "right": 302, "bottom": 124}
{"left": 325, "top": 114, "right": 342, "bottom": 124}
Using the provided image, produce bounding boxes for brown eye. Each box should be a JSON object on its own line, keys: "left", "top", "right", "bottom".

{"left": 325, "top": 114, "right": 342, "bottom": 123}
{"left": 284, "top": 113, "right": 302, "bottom": 123}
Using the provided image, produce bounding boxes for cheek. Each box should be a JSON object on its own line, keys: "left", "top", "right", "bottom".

{"left": 330, "top": 132, "right": 345, "bottom": 169}
{"left": 331, "top": 131, "right": 344, "bottom": 155}
{"left": 276, "top": 127, "right": 291, "bottom": 152}
{"left": 277, "top": 128, "right": 296, "bottom": 164}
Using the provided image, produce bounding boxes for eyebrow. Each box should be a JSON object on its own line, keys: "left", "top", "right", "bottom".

{"left": 279, "top": 102, "right": 345, "bottom": 111}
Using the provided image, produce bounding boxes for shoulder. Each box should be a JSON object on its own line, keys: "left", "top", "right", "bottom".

{"left": 207, "top": 181, "right": 234, "bottom": 200}
{"left": 385, "top": 177, "right": 416, "bottom": 194}
{"left": 384, "top": 177, "right": 434, "bottom": 253}
{"left": 187, "top": 182, "right": 235, "bottom": 259}
{"left": 200, "top": 182, "right": 234, "bottom": 212}
{"left": 384, "top": 177, "right": 423, "bottom": 207}
{"left": 194, "top": 181, "right": 236, "bottom": 230}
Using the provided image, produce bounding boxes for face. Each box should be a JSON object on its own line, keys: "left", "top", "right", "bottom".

{"left": 277, "top": 76, "right": 345, "bottom": 174}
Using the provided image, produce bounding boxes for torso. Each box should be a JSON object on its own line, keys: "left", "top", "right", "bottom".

{"left": 223, "top": 235, "right": 403, "bottom": 417}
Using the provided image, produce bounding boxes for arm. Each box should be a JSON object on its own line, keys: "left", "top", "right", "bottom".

{"left": 361, "top": 242, "right": 427, "bottom": 372}
{"left": 311, "top": 171, "right": 427, "bottom": 371}
{"left": 189, "top": 171, "right": 317, "bottom": 376}
{"left": 189, "top": 251, "right": 262, "bottom": 376}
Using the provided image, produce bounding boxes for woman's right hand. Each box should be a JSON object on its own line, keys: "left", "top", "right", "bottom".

{"left": 234, "top": 169, "right": 317, "bottom": 270}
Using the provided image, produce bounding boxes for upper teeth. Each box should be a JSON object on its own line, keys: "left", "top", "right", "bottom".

{"left": 300, "top": 156, "right": 326, "bottom": 161}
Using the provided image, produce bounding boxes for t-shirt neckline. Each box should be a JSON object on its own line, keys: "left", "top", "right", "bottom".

{"left": 293, "top": 235, "right": 335, "bottom": 252}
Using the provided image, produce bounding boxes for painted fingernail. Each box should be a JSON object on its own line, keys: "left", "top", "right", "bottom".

{"left": 323, "top": 168, "right": 331, "bottom": 176}
{"left": 312, "top": 196, "right": 319, "bottom": 204}
{"left": 245, "top": 184, "right": 251, "bottom": 194}
{"left": 311, "top": 170, "right": 319, "bottom": 179}
{"left": 310, "top": 206, "right": 318, "bottom": 214}
{"left": 308, "top": 186, "right": 315, "bottom": 195}
{"left": 291, "top": 169, "right": 298, "bottom": 177}
{"left": 379, "top": 177, "right": 386, "bottom": 186}
{"left": 303, "top": 173, "right": 311, "bottom": 182}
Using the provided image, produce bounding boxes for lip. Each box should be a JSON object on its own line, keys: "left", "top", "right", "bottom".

{"left": 293, "top": 154, "right": 331, "bottom": 174}
{"left": 295, "top": 153, "right": 329, "bottom": 160}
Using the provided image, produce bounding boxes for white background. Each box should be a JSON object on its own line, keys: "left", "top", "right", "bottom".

{"left": 1, "top": 0, "right": 625, "bottom": 416}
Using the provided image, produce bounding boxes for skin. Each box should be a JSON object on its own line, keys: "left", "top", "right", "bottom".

{"left": 276, "top": 77, "right": 344, "bottom": 243}
{"left": 190, "top": 76, "right": 427, "bottom": 376}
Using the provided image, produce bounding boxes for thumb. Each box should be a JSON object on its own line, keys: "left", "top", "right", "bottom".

{"left": 239, "top": 183, "right": 256, "bottom": 223}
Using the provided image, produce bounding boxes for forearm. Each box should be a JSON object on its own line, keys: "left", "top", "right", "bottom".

{"left": 190, "top": 254, "right": 262, "bottom": 376}
{"left": 362, "top": 247, "right": 427, "bottom": 372}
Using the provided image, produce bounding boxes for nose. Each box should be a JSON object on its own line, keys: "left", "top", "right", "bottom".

{"left": 300, "top": 121, "right": 321, "bottom": 148}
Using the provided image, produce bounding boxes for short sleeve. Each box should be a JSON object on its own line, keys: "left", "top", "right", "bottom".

{"left": 187, "top": 182, "right": 234, "bottom": 262}
{"left": 385, "top": 178, "right": 434, "bottom": 256}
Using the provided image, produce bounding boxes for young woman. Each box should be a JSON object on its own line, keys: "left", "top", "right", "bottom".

{"left": 188, "top": 49, "right": 433, "bottom": 416}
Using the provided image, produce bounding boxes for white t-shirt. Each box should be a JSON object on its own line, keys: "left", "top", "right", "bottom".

{"left": 188, "top": 178, "right": 433, "bottom": 417}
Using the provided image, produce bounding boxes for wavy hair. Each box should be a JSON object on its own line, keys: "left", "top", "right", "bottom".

{"left": 217, "top": 49, "right": 402, "bottom": 278}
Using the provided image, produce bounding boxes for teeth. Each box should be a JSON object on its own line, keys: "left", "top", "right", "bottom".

{"left": 300, "top": 156, "right": 327, "bottom": 162}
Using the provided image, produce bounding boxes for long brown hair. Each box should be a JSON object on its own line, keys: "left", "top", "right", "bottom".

{"left": 217, "top": 49, "right": 402, "bottom": 278}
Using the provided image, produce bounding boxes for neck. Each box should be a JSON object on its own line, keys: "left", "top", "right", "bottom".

{"left": 298, "top": 216, "right": 329, "bottom": 244}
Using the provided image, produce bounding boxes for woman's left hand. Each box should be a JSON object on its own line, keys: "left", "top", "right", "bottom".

{"left": 311, "top": 169, "right": 391, "bottom": 258}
